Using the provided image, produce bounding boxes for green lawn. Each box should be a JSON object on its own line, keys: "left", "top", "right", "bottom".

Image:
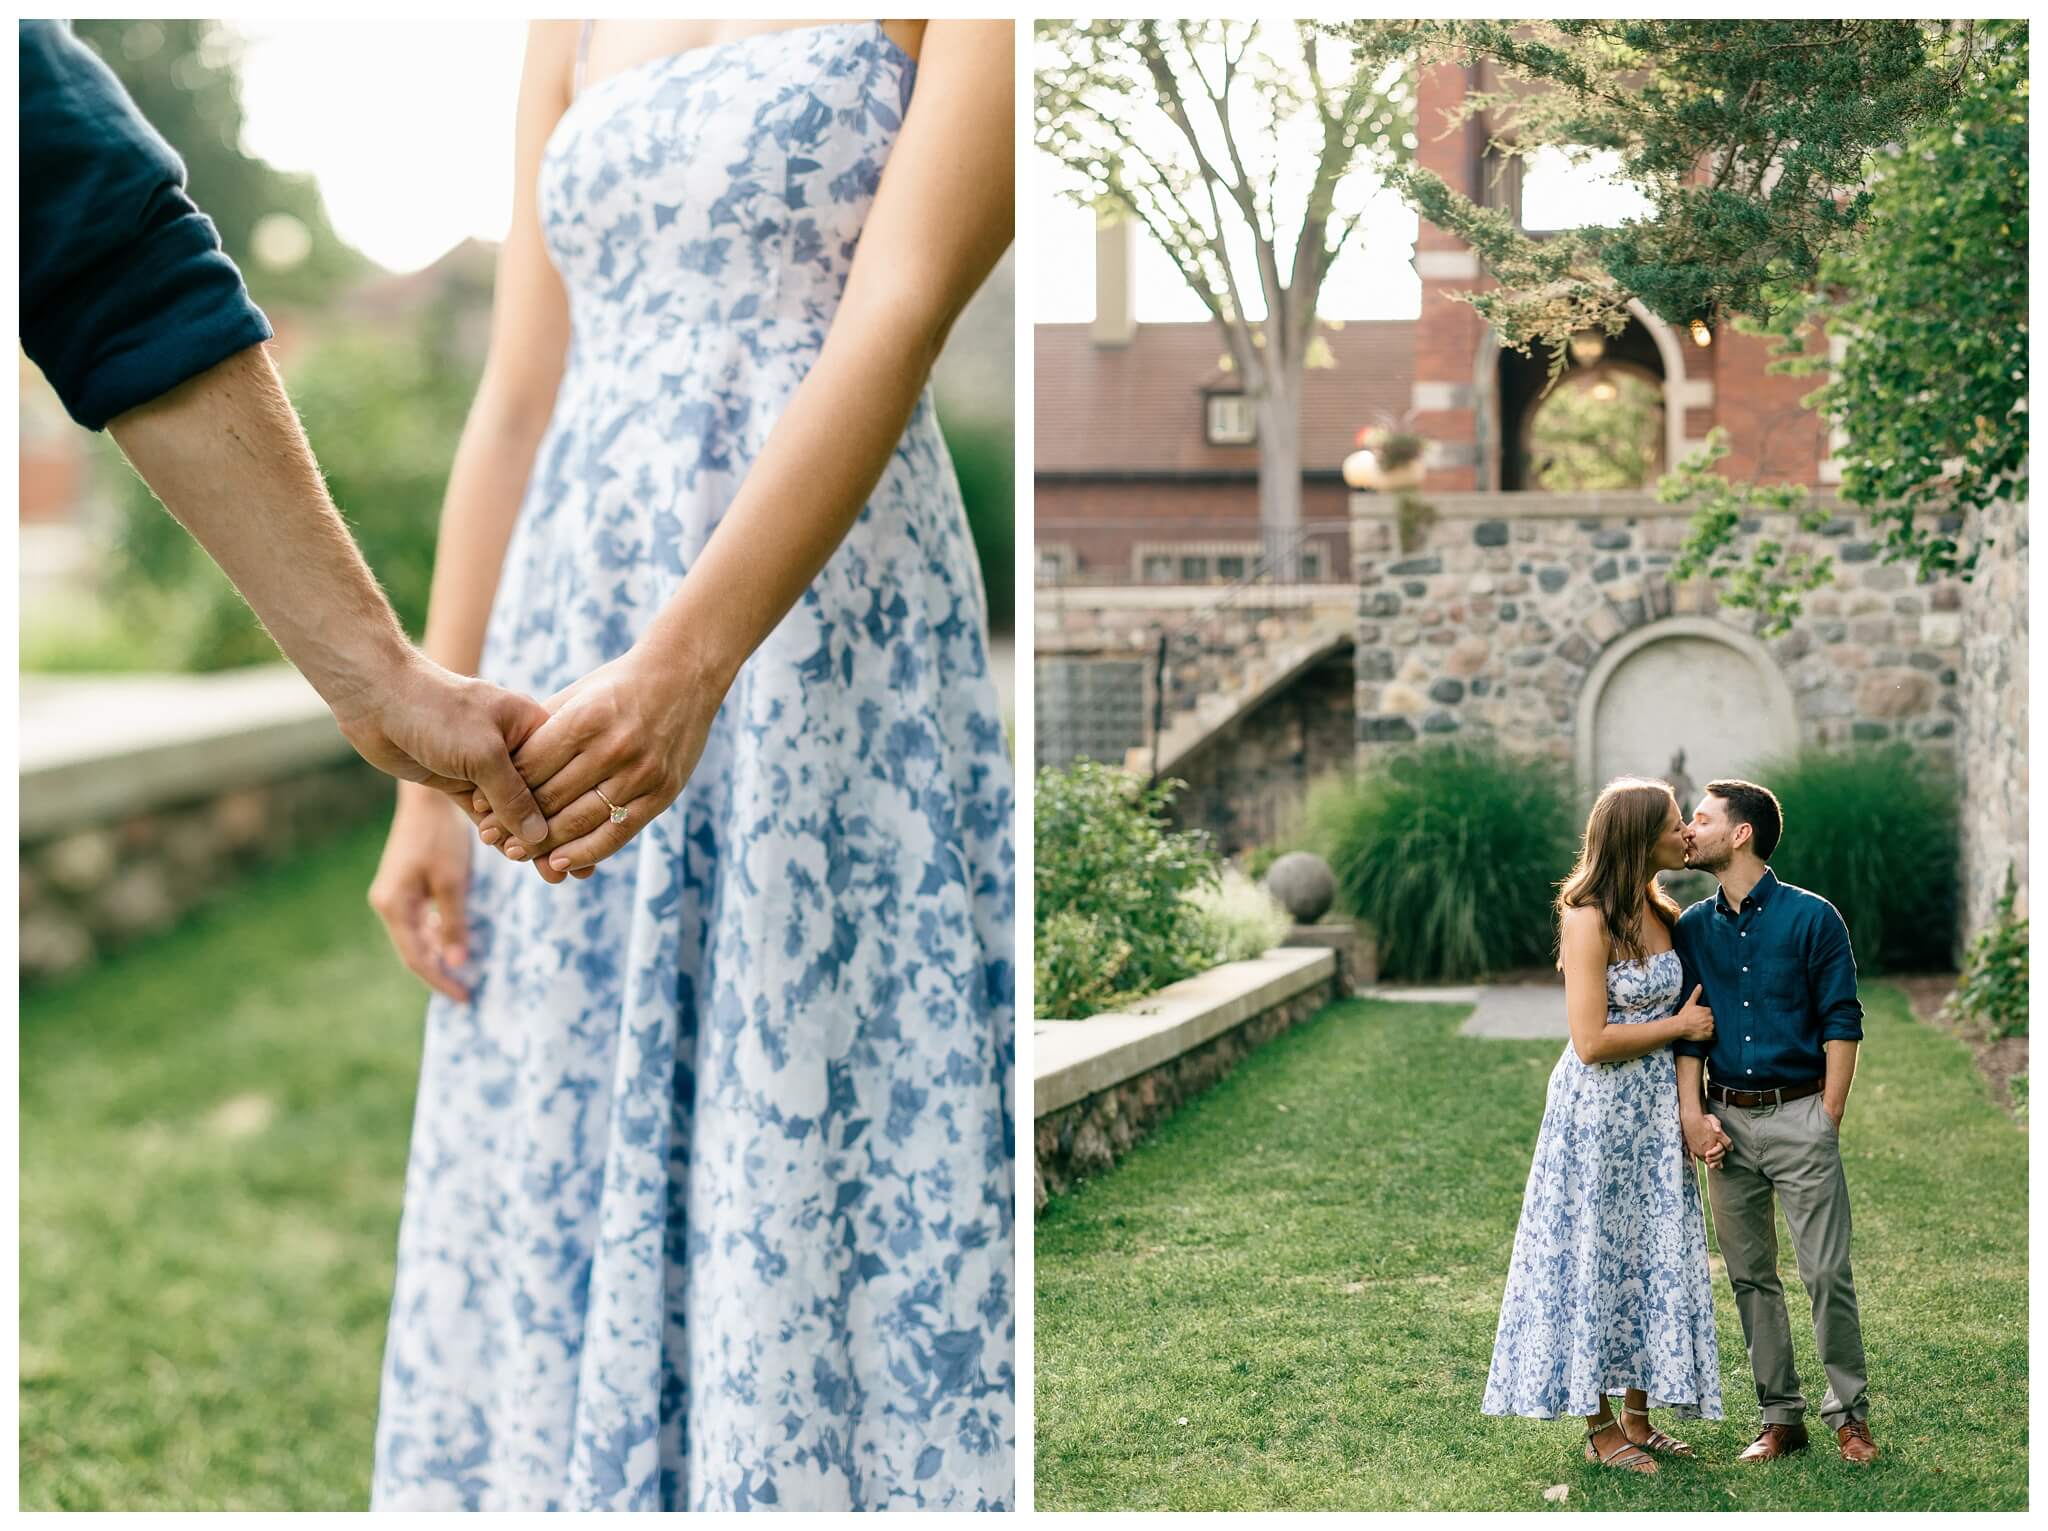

{"left": 21, "top": 821, "right": 421, "bottom": 1511}
{"left": 1035, "top": 989, "right": 2028, "bottom": 1511}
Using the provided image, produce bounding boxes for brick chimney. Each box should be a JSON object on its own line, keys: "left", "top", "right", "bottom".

{"left": 1091, "top": 208, "right": 1137, "bottom": 348}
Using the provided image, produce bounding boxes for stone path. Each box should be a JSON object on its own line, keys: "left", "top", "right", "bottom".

{"left": 1362, "top": 979, "right": 1570, "bottom": 1040}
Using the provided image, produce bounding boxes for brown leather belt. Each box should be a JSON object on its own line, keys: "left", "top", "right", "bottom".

{"left": 1706, "top": 1078, "right": 1824, "bottom": 1109}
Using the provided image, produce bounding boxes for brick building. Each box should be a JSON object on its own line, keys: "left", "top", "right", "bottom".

{"left": 1035, "top": 225, "right": 1412, "bottom": 587}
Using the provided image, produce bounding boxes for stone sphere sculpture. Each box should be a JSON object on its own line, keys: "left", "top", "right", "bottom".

{"left": 1264, "top": 851, "right": 1336, "bottom": 924}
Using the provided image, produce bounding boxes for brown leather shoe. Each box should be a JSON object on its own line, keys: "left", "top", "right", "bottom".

{"left": 1738, "top": 1422, "right": 1810, "bottom": 1462}
{"left": 1836, "top": 1418, "right": 1877, "bottom": 1465}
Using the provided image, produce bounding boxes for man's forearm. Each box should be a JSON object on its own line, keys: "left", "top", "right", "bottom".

{"left": 1676, "top": 1054, "right": 1706, "bottom": 1120}
{"left": 106, "top": 342, "right": 410, "bottom": 708}
{"left": 1823, "top": 1039, "right": 1858, "bottom": 1118}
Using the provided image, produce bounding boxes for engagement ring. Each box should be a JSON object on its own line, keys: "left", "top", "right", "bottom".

{"left": 595, "top": 787, "right": 627, "bottom": 824}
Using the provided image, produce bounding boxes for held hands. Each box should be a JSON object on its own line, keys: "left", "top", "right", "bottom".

{"left": 1674, "top": 984, "right": 1716, "bottom": 1043}
{"left": 1682, "top": 1110, "right": 1731, "bottom": 1170}
{"left": 333, "top": 649, "right": 553, "bottom": 849}
{"left": 466, "top": 646, "right": 724, "bottom": 883}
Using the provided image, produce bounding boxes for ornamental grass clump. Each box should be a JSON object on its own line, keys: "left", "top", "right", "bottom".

{"left": 1307, "top": 744, "right": 1576, "bottom": 982}
{"left": 1034, "top": 762, "right": 1219, "bottom": 1018}
{"left": 1762, "top": 743, "right": 1958, "bottom": 975}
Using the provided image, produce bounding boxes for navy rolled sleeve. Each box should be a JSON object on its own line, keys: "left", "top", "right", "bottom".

{"left": 1668, "top": 870, "right": 1863, "bottom": 1086}
{"left": 19, "top": 20, "right": 272, "bottom": 430}
{"left": 1672, "top": 921, "right": 1708, "bottom": 1062}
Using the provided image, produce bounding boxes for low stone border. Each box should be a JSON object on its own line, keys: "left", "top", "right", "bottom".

{"left": 21, "top": 666, "right": 392, "bottom": 985}
{"left": 1034, "top": 946, "right": 1341, "bottom": 1210}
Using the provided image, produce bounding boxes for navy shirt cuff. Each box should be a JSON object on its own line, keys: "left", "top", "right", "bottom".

{"left": 27, "top": 182, "right": 273, "bottom": 431}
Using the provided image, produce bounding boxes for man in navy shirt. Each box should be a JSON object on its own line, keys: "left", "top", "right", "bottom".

{"left": 1673, "top": 779, "right": 1876, "bottom": 1467}
{"left": 19, "top": 20, "right": 553, "bottom": 854}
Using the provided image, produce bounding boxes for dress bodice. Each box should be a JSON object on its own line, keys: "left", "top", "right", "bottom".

{"left": 536, "top": 22, "right": 915, "bottom": 375}
{"left": 1607, "top": 949, "right": 1682, "bottom": 1025}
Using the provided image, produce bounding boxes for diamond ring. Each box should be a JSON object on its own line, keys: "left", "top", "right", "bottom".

{"left": 594, "top": 787, "right": 627, "bottom": 825}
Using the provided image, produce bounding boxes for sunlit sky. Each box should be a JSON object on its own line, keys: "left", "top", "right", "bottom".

{"left": 229, "top": 19, "right": 1654, "bottom": 294}
{"left": 235, "top": 19, "right": 527, "bottom": 273}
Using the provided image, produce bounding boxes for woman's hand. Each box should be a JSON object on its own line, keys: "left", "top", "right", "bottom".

{"left": 468, "top": 645, "right": 726, "bottom": 884}
{"left": 368, "top": 786, "right": 480, "bottom": 1001}
{"left": 1673, "top": 983, "right": 1716, "bottom": 1043}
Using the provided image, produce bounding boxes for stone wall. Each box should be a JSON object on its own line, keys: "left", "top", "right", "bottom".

{"left": 1350, "top": 492, "right": 1967, "bottom": 776}
{"left": 1168, "top": 652, "right": 1354, "bottom": 855}
{"left": 20, "top": 760, "right": 394, "bottom": 985}
{"left": 1956, "top": 499, "right": 2029, "bottom": 936}
{"left": 1034, "top": 966, "right": 1341, "bottom": 1211}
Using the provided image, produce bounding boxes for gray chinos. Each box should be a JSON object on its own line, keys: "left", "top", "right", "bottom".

{"left": 1707, "top": 1091, "right": 1870, "bottom": 1429}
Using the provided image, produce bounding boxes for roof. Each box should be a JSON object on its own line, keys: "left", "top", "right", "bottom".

{"left": 1035, "top": 319, "right": 1415, "bottom": 475}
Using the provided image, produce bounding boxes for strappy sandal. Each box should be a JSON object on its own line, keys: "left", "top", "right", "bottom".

{"left": 1621, "top": 1404, "right": 1695, "bottom": 1458}
{"left": 1584, "top": 1409, "right": 1659, "bottom": 1474}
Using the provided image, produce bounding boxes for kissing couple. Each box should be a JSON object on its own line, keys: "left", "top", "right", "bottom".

{"left": 1482, "top": 776, "right": 1877, "bottom": 1472}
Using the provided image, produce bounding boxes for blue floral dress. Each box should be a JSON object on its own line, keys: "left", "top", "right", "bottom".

{"left": 370, "top": 23, "right": 1015, "bottom": 1511}
{"left": 1482, "top": 952, "right": 1721, "bottom": 1421}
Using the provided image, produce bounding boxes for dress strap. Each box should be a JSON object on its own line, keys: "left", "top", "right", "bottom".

{"left": 573, "top": 20, "right": 593, "bottom": 100}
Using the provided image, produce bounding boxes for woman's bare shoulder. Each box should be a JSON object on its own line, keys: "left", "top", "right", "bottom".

{"left": 1558, "top": 902, "right": 1613, "bottom": 957}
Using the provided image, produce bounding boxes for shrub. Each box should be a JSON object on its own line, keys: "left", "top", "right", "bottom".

{"left": 1189, "top": 867, "right": 1293, "bottom": 967}
{"left": 1242, "top": 843, "right": 1287, "bottom": 883}
{"left": 105, "top": 302, "right": 487, "bottom": 672}
{"left": 1034, "top": 762, "right": 1219, "bottom": 1018}
{"left": 1761, "top": 744, "right": 1958, "bottom": 974}
{"left": 942, "top": 414, "right": 1015, "bottom": 635}
{"left": 1306, "top": 745, "right": 1577, "bottom": 981}
{"left": 1944, "top": 866, "right": 2028, "bottom": 1040}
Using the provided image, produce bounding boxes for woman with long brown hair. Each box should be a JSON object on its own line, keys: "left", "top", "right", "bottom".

{"left": 1481, "top": 778, "right": 1723, "bottom": 1472}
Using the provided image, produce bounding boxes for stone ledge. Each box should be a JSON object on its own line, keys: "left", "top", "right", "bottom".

{"left": 22, "top": 666, "right": 354, "bottom": 840}
{"left": 1034, "top": 945, "right": 1337, "bottom": 1117}
{"left": 1350, "top": 490, "right": 1851, "bottom": 523}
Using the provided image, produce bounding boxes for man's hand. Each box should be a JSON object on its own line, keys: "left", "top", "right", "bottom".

{"left": 332, "top": 650, "right": 553, "bottom": 849}
{"left": 1682, "top": 1111, "right": 1731, "bottom": 1170}
{"left": 465, "top": 644, "right": 722, "bottom": 883}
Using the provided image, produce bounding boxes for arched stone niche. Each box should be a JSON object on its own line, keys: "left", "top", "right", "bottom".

{"left": 1574, "top": 616, "right": 1798, "bottom": 800}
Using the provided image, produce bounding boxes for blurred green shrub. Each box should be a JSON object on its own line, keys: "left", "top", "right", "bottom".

{"left": 1190, "top": 867, "right": 1293, "bottom": 966}
{"left": 104, "top": 308, "right": 484, "bottom": 671}
{"left": 1242, "top": 843, "right": 1287, "bottom": 883}
{"left": 1764, "top": 743, "right": 1958, "bottom": 974}
{"left": 1943, "top": 866, "right": 2026, "bottom": 1039}
{"left": 1034, "top": 762, "right": 1218, "bottom": 1018}
{"left": 1307, "top": 744, "right": 1577, "bottom": 981}
{"left": 943, "top": 414, "right": 1014, "bottom": 634}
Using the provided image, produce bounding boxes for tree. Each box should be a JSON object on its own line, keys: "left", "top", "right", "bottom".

{"left": 1527, "top": 371, "right": 1663, "bottom": 492}
{"left": 68, "top": 19, "right": 371, "bottom": 309}
{"left": 1334, "top": 20, "right": 1981, "bottom": 370}
{"left": 1668, "top": 20, "right": 2027, "bottom": 627}
{"left": 1036, "top": 21, "right": 1415, "bottom": 552}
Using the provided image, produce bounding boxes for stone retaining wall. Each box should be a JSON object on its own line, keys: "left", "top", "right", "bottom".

{"left": 20, "top": 760, "right": 393, "bottom": 984}
{"left": 1349, "top": 492, "right": 1967, "bottom": 766}
{"left": 1034, "top": 950, "right": 1342, "bottom": 1210}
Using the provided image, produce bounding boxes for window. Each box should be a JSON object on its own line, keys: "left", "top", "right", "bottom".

{"left": 1131, "top": 540, "right": 1331, "bottom": 585}
{"left": 1205, "top": 392, "right": 1257, "bottom": 445}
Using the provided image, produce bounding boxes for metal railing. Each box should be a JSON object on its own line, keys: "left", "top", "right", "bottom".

{"left": 1035, "top": 520, "right": 1354, "bottom": 776}
{"left": 1034, "top": 516, "right": 1352, "bottom": 590}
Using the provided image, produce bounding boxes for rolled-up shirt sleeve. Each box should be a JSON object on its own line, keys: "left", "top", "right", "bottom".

{"left": 1671, "top": 915, "right": 1710, "bottom": 1060}
{"left": 19, "top": 20, "right": 272, "bottom": 430}
{"left": 1810, "top": 901, "right": 1864, "bottom": 1044}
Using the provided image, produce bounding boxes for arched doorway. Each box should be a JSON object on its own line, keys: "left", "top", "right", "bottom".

{"left": 1574, "top": 618, "right": 1799, "bottom": 798}
{"left": 1477, "top": 298, "right": 1697, "bottom": 492}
